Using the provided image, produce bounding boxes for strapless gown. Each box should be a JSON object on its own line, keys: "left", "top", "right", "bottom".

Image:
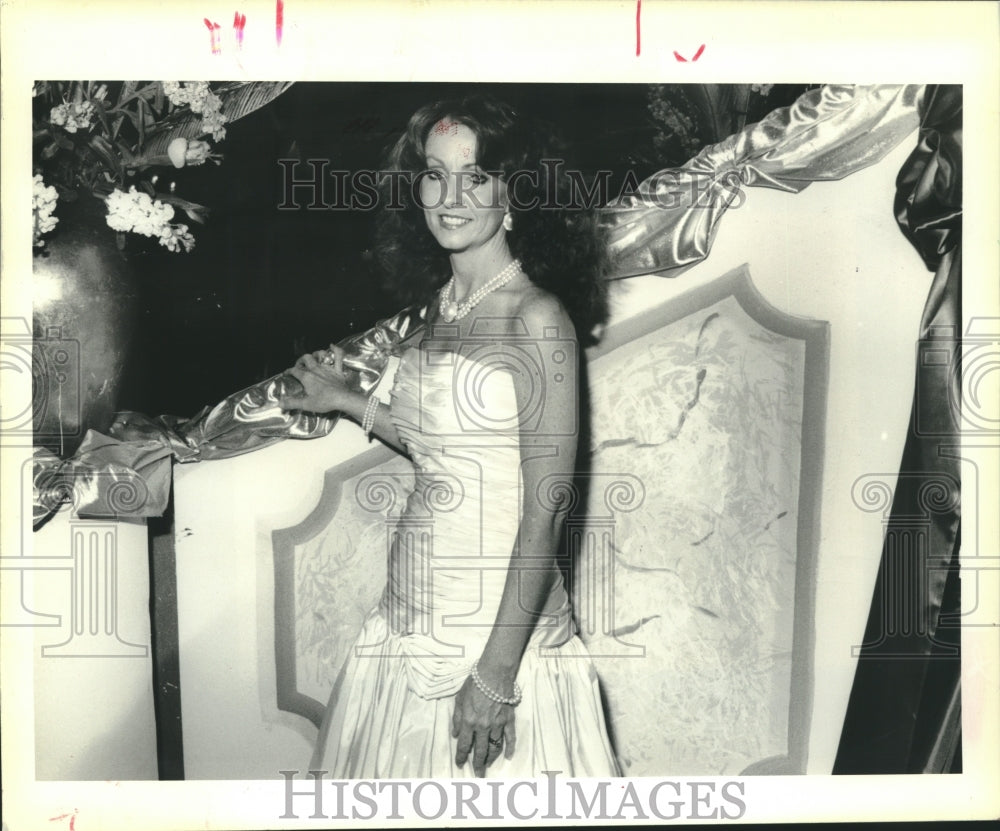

{"left": 311, "top": 337, "right": 620, "bottom": 777}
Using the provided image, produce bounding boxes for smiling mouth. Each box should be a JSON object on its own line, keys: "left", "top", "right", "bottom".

{"left": 438, "top": 215, "right": 472, "bottom": 229}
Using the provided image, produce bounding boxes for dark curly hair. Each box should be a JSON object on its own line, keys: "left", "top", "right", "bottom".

{"left": 375, "top": 94, "right": 608, "bottom": 339}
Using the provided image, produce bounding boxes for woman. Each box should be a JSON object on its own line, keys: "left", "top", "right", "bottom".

{"left": 280, "top": 94, "right": 619, "bottom": 778}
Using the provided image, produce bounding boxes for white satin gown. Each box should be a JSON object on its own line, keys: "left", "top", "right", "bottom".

{"left": 311, "top": 335, "right": 620, "bottom": 777}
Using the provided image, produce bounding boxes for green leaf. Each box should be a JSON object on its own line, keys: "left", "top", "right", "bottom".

{"left": 111, "top": 82, "right": 157, "bottom": 113}
{"left": 117, "top": 108, "right": 141, "bottom": 133}
{"left": 88, "top": 134, "right": 123, "bottom": 179}
{"left": 155, "top": 193, "right": 211, "bottom": 224}
{"left": 93, "top": 100, "right": 112, "bottom": 138}
{"left": 215, "top": 81, "right": 295, "bottom": 124}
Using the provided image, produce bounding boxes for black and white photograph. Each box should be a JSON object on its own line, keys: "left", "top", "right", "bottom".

{"left": 2, "top": 1, "right": 998, "bottom": 828}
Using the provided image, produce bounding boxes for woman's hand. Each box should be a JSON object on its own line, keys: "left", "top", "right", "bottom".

{"left": 277, "top": 344, "right": 352, "bottom": 414}
{"left": 452, "top": 675, "right": 517, "bottom": 777}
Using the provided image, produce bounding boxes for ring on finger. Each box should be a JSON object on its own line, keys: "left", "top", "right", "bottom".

{"left": 320, "top": 351, "right": 337, "bottom": 366}
{"left": 488, "top": 737, "right": 502, "bottom": 748}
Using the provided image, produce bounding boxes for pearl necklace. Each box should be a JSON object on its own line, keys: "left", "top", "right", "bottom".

{"left": 439, "top": 259, "right": 521, "bottom": 322}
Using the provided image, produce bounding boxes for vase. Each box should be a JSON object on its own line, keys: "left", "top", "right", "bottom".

{"left": 33, "top": 194, "right": 140, "bottom": 458}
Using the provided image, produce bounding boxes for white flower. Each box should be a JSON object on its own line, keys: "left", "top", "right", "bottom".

{"left": 104, "top": 186, "right": 195, "bottom": 253}
{"left": 750, "top": 83, "right": 775, "bottom": 96}
{"left": 166, "top": 137, "right": 214, "bottom": 169}
{"left": 159, "top": 224, "right": 196, "bottom": 253}
{"left": 49, "top": 104, "right": 67, "bottom": 126}
{"left": 163, "top": 82, "right": 228, "bottom": 141}
{"left": 167, "top": 137, "right": 189, "bottom": 168}
{"left": 33, "top": 174, "right": 59, "bottom": 247}
{"left": 163, "top": 81, "right": 207, "bottom": 108}
{"left": 199, "top": 102, "right": 227, "bottom": 142}
{"left": 49, "top": 100, "right": 95, "bottom": 133}
{"left": 184, "top": 139, "right": 213, "bottom": 165}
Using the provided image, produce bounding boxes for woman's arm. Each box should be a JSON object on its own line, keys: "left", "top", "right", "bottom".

{"left": 451, "top": 294, "right": 579, "bottom": 776}
{"left": 336, "top": 385, "right": 406, "bottom": 455}
{"left": 278, "top": 346, "right": 407, "bottom": 454}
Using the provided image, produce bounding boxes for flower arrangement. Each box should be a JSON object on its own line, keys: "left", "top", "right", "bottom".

{"left": 32, "top": 80, "right": 292, "bottom": 252}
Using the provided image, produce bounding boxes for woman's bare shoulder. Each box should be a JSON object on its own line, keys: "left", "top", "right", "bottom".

{"left": 504, "top": 284, "right": 575, "bottom": 340}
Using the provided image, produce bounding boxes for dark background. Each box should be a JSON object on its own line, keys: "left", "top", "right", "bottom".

{"left": 119, "top": 82, "right": 809, "bottom": 418}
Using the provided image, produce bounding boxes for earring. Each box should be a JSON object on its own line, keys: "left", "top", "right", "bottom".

{"left": 502, "top": 213, "right": 513, "bottom": 232}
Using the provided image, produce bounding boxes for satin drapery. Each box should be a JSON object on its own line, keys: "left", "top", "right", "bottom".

{"left": 834, "top": 85, "right": 963, "bottom": 774}
{"left": 118, "top": 302, "right": 427, "bottom": 460}
{"left": 600, "top": 84, "right": 923, "bottom": 279}
{"left": 32, "top": 303, "right": 427, "bottom": 525}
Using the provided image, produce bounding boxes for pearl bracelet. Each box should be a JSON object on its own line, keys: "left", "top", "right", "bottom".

{"left": 471, "top": 662, "right": 522, "bottom": 707}
{"left": 361, "top": 394, "right": 380, "bottom": 439}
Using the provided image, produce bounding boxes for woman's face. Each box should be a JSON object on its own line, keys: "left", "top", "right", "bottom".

{"left": 418, "top": 120, "right": 508, "bottom": 255}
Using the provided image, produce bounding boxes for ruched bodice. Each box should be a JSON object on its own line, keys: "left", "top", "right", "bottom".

{"left": 312, "top": 329, "right": 619, "bottom": 778}
{"left": 363, "top": 340, "right": 574, "bottom": 698}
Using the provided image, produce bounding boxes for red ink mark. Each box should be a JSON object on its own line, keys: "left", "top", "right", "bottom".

{"left": 673, "top": 44, "right": 705, "bottom": 62}
{"left": 204, "top": 18, "right": 222, "bottom": 54}
{"left": 275, "top": 0, "right": 284, "bottom": 46}
{"left": 49, "top": 810, "right": 78, "bottom": 831}
{"left": 461, "top": 145, "right": 471, "bottom": 158}
{"left": 433, "top": 119, "right": 459, "bottom": 136}
{"left": 635, "top": 0, "right": 641, "bottom": 56}
{"left": 233, "top": 11, "right": 247, "bottom": 49}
